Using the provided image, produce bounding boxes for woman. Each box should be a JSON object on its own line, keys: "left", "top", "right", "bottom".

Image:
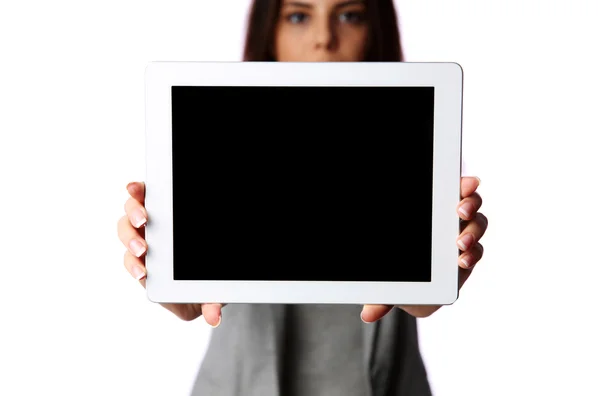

{"left": 117, "top": 0, "right": 488, "bottom": 395}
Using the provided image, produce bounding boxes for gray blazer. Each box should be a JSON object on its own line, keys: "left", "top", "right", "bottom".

{"left": 191, "top": 304, "right": 432, "bottom": 396}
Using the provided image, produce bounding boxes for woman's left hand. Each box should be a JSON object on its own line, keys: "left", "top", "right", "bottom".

{"left": 361, "top": 176, "right": 488, "bottom": 322}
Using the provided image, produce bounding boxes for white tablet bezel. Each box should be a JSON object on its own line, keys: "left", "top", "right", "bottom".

{"left": 144, "top": 61, "right": 463, "bottom": 305}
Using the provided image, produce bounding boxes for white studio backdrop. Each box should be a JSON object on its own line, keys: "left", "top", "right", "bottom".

{"left": 0, "top": 1, "right": 598, "bottom": 395}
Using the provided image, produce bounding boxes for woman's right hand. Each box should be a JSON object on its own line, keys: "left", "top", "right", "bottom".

{"left": 117, "top": 181, "right": 223, "bottom": 326}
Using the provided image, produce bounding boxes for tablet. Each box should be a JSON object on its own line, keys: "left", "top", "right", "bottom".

{"left": 144, "top": 61, "right": 463, "bottom": 305}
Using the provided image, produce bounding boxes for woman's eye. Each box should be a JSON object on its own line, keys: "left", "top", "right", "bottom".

{"left": 287, "top": 12, "right": 309, "bottom": 24}
{"left": 338, "top": 12, "right": 365, "bottom": 24}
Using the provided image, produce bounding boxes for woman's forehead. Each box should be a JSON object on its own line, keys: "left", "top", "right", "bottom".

{"left": 281, "top": 0, "right": 366, "bottom": 8}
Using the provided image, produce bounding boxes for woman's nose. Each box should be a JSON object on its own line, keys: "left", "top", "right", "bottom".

{"left": 313, "top": 18, "right": 337, "bottom": 51}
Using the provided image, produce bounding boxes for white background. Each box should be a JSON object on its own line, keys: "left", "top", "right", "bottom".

{"left": 1, "top": 0, "right": 599, "bottom": 395}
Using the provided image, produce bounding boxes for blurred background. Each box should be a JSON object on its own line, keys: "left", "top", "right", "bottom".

{"left": 1, "top": 0, "right": 599, "bottom": 395}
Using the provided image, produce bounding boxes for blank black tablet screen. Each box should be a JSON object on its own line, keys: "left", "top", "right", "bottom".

{"left": 171, "top": 86, "right": 434, "bottom": 281}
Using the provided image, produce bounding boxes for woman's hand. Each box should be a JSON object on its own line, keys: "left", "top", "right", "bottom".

{"left": 360, "top": 176, "right": 488, "bottom": 322}
{"left": 117, "top": 181, "right": 223, "bottom": 326}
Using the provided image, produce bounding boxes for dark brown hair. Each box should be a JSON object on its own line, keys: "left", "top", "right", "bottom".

{"left": 242, "top": 0, "right": 404, "bottom": 62}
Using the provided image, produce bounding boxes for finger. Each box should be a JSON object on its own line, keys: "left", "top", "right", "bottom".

{"left": 201, "top": 303, "right": 224, "bottom": 327}
{"left": 360, "top": 304, "right": 393, "bottom": 323}
{"left": 126, "top": 181, "right": 146, "bottom": 204}
{"left": 124, "top": 250, "right": 147, "bottom": 280}
{"left": 457, "top": 192, "right": 482, "bottom": 221}
{"left": 124, "top": 196, "right": 147, "bottom": 229}
{"left": 456, "top": 212, "right": 488, "bottom": 252}
{"left": 459, "top": 242, "right": 484, "bottom": 270}
{"left": 460, "top": 176, "right": 481, "bottom": 199}
{"left": 458, "top": 257, "right": 478, "bottom": 288}
{"left": 117, "top": 215, "right": 147, "bottom": 259}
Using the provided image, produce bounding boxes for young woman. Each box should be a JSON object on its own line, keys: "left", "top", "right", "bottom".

{"left": 117, "top": 1, "right": 488, "bottom": 395}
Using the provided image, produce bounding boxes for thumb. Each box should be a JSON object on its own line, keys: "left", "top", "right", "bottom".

{"left": 360, "top": 304, "right": 393, "bottom": 323}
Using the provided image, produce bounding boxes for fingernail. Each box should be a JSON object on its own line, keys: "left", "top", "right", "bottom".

{"left": 132, "top": 265, "right": 146, "bottom": 280}
{"left": 360, "top": 309, "right": 370, "bottom": 324}
{"left": 132, "top": 209, "right": 146, "bottom": 228}
{"left": 460, "top": 256, "right": 471, "bottom": 269}
{"left": 458, "top": 202, "right": 474, "bottom": 218}
{"left": 457, "top": 233, "right": 474, "bottom": 250}
{"left": 129, "top": 239, "right": 146, "bottom": 257}
{"left": 210, "top": 315, "right": 222, "bottom": 328}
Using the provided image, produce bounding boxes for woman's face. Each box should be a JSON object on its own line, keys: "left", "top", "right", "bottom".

{"left": 274, "top": 0, "right": 369, "bottom": 62}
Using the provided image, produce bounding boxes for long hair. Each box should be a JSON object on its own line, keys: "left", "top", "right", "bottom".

{"left": 242, "top": 0, "right": 404, "bottom": 62}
